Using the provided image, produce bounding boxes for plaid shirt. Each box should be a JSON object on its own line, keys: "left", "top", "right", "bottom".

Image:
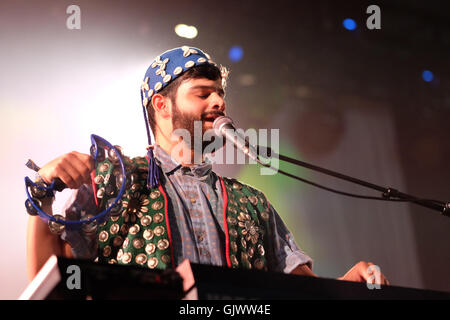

{"left": 61, "top": 146, "right": 312, "bottom": 273}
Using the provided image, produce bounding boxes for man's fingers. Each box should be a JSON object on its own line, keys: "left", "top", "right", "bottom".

{"left": 68, "top": 152, "right": 94, "bottom": 183}
{"left": 51, "top": 166, "right": 78, "bottom": 189}
{"left": 366, "top": 262, "right": 390, "bottom": 286}
{"left": 38, "top": 152, "right": 93, "bottom": 189}
{"left": 380, "top": 274, "right": 390, "bottom": 286}
{"left": 338, "top": 261, "right": 390, "bottom": 286}
{"left": 71, "top": 151, "right": 94, "bottom": 171}
{"left": 63, "top": 161, "right": 85, "bottom": 188}
{"left": 366, "top": 262, "right": 375, "bottom": 281}
{"left": 348, "top": 261, "right": 372, "bottom": 282}
{"left": 61, "top": 153, "right": 92, "bottom": 188}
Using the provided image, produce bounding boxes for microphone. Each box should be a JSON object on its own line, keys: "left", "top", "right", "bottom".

{"left": 212, "top": 116, "right": 259, "bottom": 161}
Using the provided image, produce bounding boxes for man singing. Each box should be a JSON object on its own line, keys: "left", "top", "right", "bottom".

{"left": 27, "top": 46, "right": 388, "bottom": 285}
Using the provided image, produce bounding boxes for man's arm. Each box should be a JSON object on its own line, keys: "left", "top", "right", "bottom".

{"left": 290, "top": 261, "right": 389, "bottom": 285}
{"left": 26, "top": 202, "right": 65, "bottom": 281}
{"left": 290, "top": 263, "right": 318, "bottom": 277}
{"left": 26, "top": 151, "right": 93, "bottom": 281}
{"left": 261, "top": 195, "right": 389, "bottom": 284}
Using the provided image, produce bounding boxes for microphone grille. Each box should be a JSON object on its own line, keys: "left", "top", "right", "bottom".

{"left": 213, "top": 116, "right": 234, "bottom": 132}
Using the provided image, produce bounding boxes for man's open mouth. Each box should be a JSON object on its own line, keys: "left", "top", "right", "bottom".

{"left": 202, "top": 112, "right": 224, "bottom": 122}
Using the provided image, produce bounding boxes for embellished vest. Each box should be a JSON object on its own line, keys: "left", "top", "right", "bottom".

{"left": 93, "top": 156, "right": 274, "bottom": 271}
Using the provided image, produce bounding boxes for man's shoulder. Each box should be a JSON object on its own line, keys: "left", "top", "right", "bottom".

{"left": 220, "top": 176, "right": 267, "bottom": 198}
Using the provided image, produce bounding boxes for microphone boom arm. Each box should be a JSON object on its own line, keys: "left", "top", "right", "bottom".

{"left": 256, "top": 146, "right": 450, "bottom": 217}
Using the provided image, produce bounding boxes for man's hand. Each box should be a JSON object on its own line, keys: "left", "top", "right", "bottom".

{"left": 338, "top": 261, "right": 390, "bottom": 285}
{"left": 37, "top": 151, "right": 94, "bottom": 189}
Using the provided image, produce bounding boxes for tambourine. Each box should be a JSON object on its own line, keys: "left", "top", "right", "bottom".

{"left": 24, "top": 134, "right": 126, "bottom": 232}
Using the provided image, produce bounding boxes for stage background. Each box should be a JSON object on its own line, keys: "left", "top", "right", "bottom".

{"left": 1, "top": 0, "right": 449, "bottom": 299}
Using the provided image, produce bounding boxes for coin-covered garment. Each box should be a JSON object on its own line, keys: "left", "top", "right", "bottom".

{"left": 94, "top": 156, "right": 173, "bottom": 270}
{"left": 93, "top": 155, "right": 273, "bottom": 271}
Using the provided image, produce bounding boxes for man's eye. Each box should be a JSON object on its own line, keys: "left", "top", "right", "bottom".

{"left": 199, "top": 94, "right": 209, "bottom": 99}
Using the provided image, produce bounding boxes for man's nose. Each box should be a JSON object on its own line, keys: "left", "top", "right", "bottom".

{"left": 210, "top": 93, "right": 226, "bottom": 112}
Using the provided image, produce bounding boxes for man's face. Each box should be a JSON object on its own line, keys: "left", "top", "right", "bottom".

{"left": 170, "top": 77, "right": 226, "bottom": 150}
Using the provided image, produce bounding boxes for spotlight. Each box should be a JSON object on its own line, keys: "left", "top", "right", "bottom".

{"left": 228, "top": 46, "right": 244, "bottom": 62}
{"left": 343, "top": 18, "right": 357, "bottom": 31}
{"left": 422, "top": 70, "right": 434, "bottom": 82}
{"left": 174, "top": 24, "right": 198, "bottom": 39}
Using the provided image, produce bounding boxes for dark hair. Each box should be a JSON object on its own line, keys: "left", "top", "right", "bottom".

{"left": 146, "top": 64, "right": 222, "bottom": 133}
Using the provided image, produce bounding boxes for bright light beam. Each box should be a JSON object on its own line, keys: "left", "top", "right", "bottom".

{"left": 174, "top": 24, "right": 198, "bottom": 39}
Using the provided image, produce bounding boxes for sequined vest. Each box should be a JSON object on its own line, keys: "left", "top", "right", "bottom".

{"left": 93, "top": 156, "right": 274, "bottom": 271}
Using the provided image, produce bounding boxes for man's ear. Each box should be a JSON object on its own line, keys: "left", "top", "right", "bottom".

{"left": 151, "top": 94, "right": 172, "bottom": 119}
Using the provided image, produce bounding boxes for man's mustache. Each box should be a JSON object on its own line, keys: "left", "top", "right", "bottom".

{"left": 200, "top": 111, "right": 225, "bottom": 121}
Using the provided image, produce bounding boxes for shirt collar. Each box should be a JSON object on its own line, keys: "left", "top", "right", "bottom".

{"left": 153, "top": 145, "right": 180, "bottom": 175}
{"left": 153, "top": 145, "right": 213, "bottom": 178}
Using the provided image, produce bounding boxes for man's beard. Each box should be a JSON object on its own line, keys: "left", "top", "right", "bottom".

{"left": 171, "top": 101, "right": 225, "bottom": 154}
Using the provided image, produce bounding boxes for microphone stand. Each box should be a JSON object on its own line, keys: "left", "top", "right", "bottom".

{"left": 255, "top": 146, "right": 450, "bottom": 217}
